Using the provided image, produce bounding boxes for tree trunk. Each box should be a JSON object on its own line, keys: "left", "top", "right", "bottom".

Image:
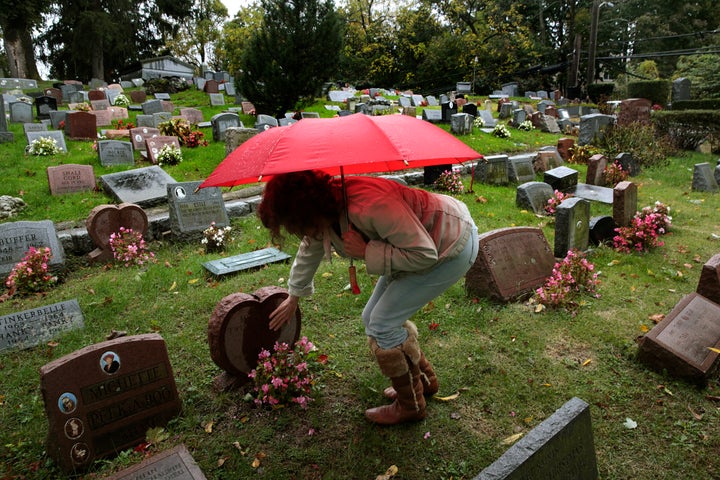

{"left": 91, "top": 38, "right": 105, "bottom": 81}
{"left": 2, "top": 24, "right": 39, "bottom": 79}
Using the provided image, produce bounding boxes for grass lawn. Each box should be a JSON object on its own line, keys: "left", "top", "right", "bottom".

{"left": 1, "top": 85, "right": 719, "bottom": 479}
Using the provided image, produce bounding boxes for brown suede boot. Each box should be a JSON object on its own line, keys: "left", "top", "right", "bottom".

{"left": 365, "top": 334, "right": 426, "bottom": 425}
{"left": 383, "top": 321, "right": 438, "bottom": 400}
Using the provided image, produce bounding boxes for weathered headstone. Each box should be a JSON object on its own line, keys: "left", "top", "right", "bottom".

{"left": 26, "top": 130, "right": 68, "bottom": 153}
{"left": 475, "top": 155, "right": 509, "bottom": 185}
{"left": 477, "top": 109, "right": 497, "bottom": 128}
{"left": 512, "top": 108, "right": 526, "bottom": 126}
{"left": 87, "top": 89, "right": 106, "bottom": 101}
{"left": 637, "top": 292, "right": 720, "bottom": 382}
{"left": 544, "top": 166, "right": 578, "bottom": 193}
{"left": 0, "top": 220, "right": 65, "bottom": 277}
{"left": 35, "top": 95, "right": 58, "bottom": 120}
{"left": 154, "top": 92, "right": 171, "bottom": 101}
{"left": 49, "top": 110, "right": 68, "bottom": 130}
{"left": 589, "top": 216, "right": 616, "bottom": 246}
{"left": 208, "top": 286, "right": 301, "bottom": 390}
{"left": 585, "top": 154, "right": 608, "bottom": 186}
{"left": 209, "top": 93, "right": 225, "bottom": 106}
{"left": 167, "top": 181, "right": 229, "bottom": 240}
{"left": 204, "top": 79, "right": 219, "bottom": 94}
{"left": 47, "top": 164, "right": 95, "bottom": 195}
{"left": 0, "top": 100, "right": 13, "bottom": 143}
{"left": 9, "top": 101, "right": 33, "bottom": 123}
{"left": 99, "top": 166, "right": 177, "bottom": 208}
{"left": 129, "top": 90, "right": 147, "bottom": 104}
{"left": 507, "top": 154, "right": 536, "bottom": 184}
{"left": 465, "top": 227, "right": 555, "bottom": 302}
{"left": 224, "top": 127, "right": 258, "bottom": 156}
{"left": 241, "top": 101, "right": 256, "bottom": 115}
{"left": 142, "top": 99, "right": 164, "bottom": 115}
{"left": 672, "top": 77, "right": 691, "bottom": 103}
{"left": 450, "top": 113, "right": 473, "bottom": 135}
{"left": 180, "top": 107, "right": 204, "bottom": 125}
{"left": 422, "top": 109, "right": 442, "bottom": 123}
{"left": 516, "top": 181, "right": 554, "bottom": 215}
{"left": 203, "top": 248, "right": 291, "bottom": 278}
{"left": 135, "top": 114, "right": 154, "bottom": 128}
{"left": 534, "top": 150, "right": 563, "bottom": 174}
{"left": 97, "top": 140, "right": 134, "bottom": 166}
{"left": 211, "top": 112, "right": 241, "bottom": 142}
{"left": 0, "top": 299, "right": 84, "bottom": 354}
{"left": 573, "top": 183, "right": 614, "bottom": 204}
{"left": 40, "top": 333, "right": 182, "bottom": 472}
{"left": 104, "top": 444, "right": 206, "bottom": 480}
{"left": 107, "top": 106, "right": 128, "bottom": 121}
{"left": 67, "top": 111, "right": 97, "bottom": 140}
{"left": 23, "top": 122, "right": 48, "bottom": 137}
{"left": 152, "top": 111, "right": 172, "bottom": 127}
{"left": 90, "top": 109, "right": 112, "bottom": 127}
{"left": 578, "top": 113, "right": 614, "bottom": 146}
{"left": 86, "top": 203, "right": 148, "bottom": 263}
{"left": 474, "top": 397, "right": 598, "bottom": 480}
{"left": 692, "top": 163, "right": 719, "bottom": 192}
{"left": 697, "top": 254, "right": 720, "bottom": 305}
{"left": 612, "top": 181, "right": 637, "bottom": 228}
{"left": 615, "top": 152, "right": 640, "bottom": 177}
{"left": 145, "top": 136, "right": 181, "bottom": 164}
{"left": 90, "top": 99, "right": 110, "bottom": 111}
{"left": 554, "top": 197, "right": 590, "bottom": 257}
{"left": 129, "top": 127, "right": 160, "bottom": 151}
{"left": 617, "top": 98, "right": 651, "bottom": 126}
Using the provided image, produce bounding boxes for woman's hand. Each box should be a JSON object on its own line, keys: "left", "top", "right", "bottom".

{"left": 268, "top": 295, "right": 299, "bottom": 331}
{"left": 343, "top": 229, "right": 367, "bottom": 260}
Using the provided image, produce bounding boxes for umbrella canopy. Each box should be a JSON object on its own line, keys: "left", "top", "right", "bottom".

{"left": 199, "top": 113, "right": 482, "bottom": 188}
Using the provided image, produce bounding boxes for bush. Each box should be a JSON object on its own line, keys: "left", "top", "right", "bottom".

{"left": 670, "top": 99, "right": 720, "bottom": 110}
{"left": 627, "top": 80, "right": 671, "bottom": 106}
{"left": 652, "top": 110, "right": 720, "bottom": 151}
{"left": 587, "top": 83, "right": 614, "bottom": 103}
{"left": 599, "top": 122, "right": 674, "bottom": 169}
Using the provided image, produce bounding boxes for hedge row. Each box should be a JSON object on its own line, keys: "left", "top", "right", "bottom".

{"left": 653, "top": 110, "right": 720, "bottom": 150}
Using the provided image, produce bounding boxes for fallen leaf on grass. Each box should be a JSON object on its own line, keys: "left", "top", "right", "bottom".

{"left": 188, "top": 278, "right": 199, "bottom": 284}
{"left": 217, "top": 456, "right": 228, "bottom": 467}
{"left": 168, "top": 281, "right": 176, "bottom": 291}
{"left": 233, "top": 442, "right": 248, "bottom": 455}
{"left": 707, "top": 347, "right": 720, "bottom": 354}
{"left": 433, "top": 392, "right": 460, "bottom": 401}
{"left": 376, "top": 465, "right": 398, "bottom": 479}
{"left": 582, "top": 358, "right": 592, "bottom": 367}
{"left": 203, "top": 420, "right": 214, "bottom": 433}
{"left": 501, "top": 432, "right": 524, "bottom": 445}
{"left": 688, "top": 405, "right": 703, "bottom": 421}
{"left": 251, "top": 452, "right": 266, "bottom": 468}
{"left": 648, "top": 313, "right": 665, "bottom": 324}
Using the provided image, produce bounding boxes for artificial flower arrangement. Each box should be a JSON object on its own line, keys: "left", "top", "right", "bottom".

{"left": 108, "top": 227, "right": 155, "bottom": 267}
{"left": 517, "top": 120, "right": 534, "bottom": 131}
{"left": 112, "top": 93, "right": 130, "bottom": 107}
{"left": 433, "top": 170, "right": 465, "bottom": 194}
{"left": 247, "top": 337, "right": 326, "bottom": 409}
{"left": 4, "top": 247, "right": 58, "bottom": 297}
{"left": 201, "top": 222, "right": 233, "bottom": 252}
{"left": 544, "top": 190, "right": 574, "bottom": 216}
{"left": 613, "top": 201, "right": 671, "bottom": 253}
{"left": 473, "top": 116, "right": 485, "bottom": 129}
{"left": 156, "top": 144, "right": 183, "bottom": 166}
{"left": 533, "top": 249, "right": 600, "bottom": 312}
{"left": 25, "top": 137, "right": 62, "bottom": 156}
{"left": 602, "top": 160, "right": 629, "bottom": 187}
{"left": 492, "top": 123, "right": 511, "bottom": 138}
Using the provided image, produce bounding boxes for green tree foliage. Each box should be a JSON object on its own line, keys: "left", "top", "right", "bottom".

{"left": 166, "top": 0, "right": 228, "bottom": 69}
{"left": 39, "top": 0, "right": 193, "bottom": 81}
{"left": 238, "top": 0, "right": 342, "bottom": 117}
{"left": 216, "top": 5, "right": 264, "bottom": 77}
{"left": 674, "top": 51, "right": 720, "bottom": 99}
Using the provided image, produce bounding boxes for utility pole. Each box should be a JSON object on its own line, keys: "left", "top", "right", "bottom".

{"left": 586, "top": 0, "right": 600, "bottom": 91}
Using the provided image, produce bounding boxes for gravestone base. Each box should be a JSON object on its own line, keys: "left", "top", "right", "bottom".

{"left": 0, "top": 132, "right": 14, "bottom": 143}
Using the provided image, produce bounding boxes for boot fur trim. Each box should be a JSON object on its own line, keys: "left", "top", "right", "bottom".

{"left": 368, "top": 334, "right": 421, "bottom": 378}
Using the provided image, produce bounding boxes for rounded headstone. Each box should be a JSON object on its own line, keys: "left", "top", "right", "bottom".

{"left": 208, "top": 286, "right": 301, "bottom": 381}
{"left": 589, "top": 215, "right": 616, "bottom": 246}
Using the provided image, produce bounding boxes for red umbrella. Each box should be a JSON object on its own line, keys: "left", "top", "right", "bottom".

{"left": 199, "top": 113, "right": 482, "bottom": 188}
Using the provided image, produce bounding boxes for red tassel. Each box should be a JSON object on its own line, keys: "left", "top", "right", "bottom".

{"left": 349, "top": 265, "right": 361, "bottom": 294}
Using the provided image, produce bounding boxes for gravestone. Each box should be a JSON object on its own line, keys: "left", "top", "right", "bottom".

{"left": 465, "top": 227, "right": 555, "bottom": 302}
{"left": 578, "top": 113, "right": 614, "bottom": 146}
{"left": 129, "top": 90, "right": 146, "bottom": 104}
{"left": 554, "top": 197, "right": 590, "bottom": 257}
{"left": 41, "top": 333, "right": 182, "bottom": 472}
{"left": 26, "top": 131, "right": 67, "bottom": 153}
{"left": 450, "top": 113, "right": 473, "bottom": 135}
{"left": 224, "top": 127, "right": 258, "bottom": 156}
{"left": 161, "top": 101, "right": 174, "bottom": 113}
{"left": 35, "top": 96, "right": 58, "bottom": 120}
{"left": 422, "top": 109, "right": 442, "bottom": 123}
{"left": 90, "top": 99, "right": 110, "bottom": 111}
{"left": 475, "top": 155, "right": 509, "bottom": 185}
{"left": 516, "top": 181, "right": 554, "bottom": 215}
{"left": 47, "top": 164, "right": 95, "bottom": 195}
{"left": 167, "top": 181, "right": 229, "bottom": 241}
{"left": 512, "top": 109, "right": 526, "bottom": 126}
{"left": 617, "top": 98, "right": 651, "bottom": 126}
{"left": 423, "top": 165, "right": 453, "bottom": 186}
{"left": 154, "top": 92, "right": 171, "bottom": 100}
{"left": 462, "top": 103, "right": 478, "bottom": 118}
{"left": 203, "top": 248, "right": 291, "bottom": 278}
{"left": 67, "top": 90, "right": 87, "bottom": 104}
{"left": 145, "top": 136, "right": 181, "bottom": 164}
{"left": 67, "top": 112, "right": 97, "bottom": 140}
{"left": 589, "top": 216, "right": 616, "bottom": 246}
{"left": 499, "top": 102, "right": 513, "bottom": 119}
{"left": 107, "top": 106, "right": 128, "bottom": 121}
{"left": 142, "top": 99, "right": 164, "bottom": 115}
{"left": 398, "top": 96, "right": 411, "bottom": 108}
{"left": 544, "top": 166, "right": 578, "bottom": 193}
{"left": 402, "top": 106, "right": 417, "bottom": 117}
{"left": 24, "top": 122, "right": 47, "bottom": 137}
{"left": 241, "top": 101, "right": 256, "bottom": 115}
{"left": 692, "top": 163, "right": 719, "bottom": 192}
{"left": 477, "top": 110, "right": 497, "bottom": 128}
{"left": 615, "top": 152, "right": 640, "bottom": 177}
{"left": 585, "top": 154, "right": 608, "bottom": 186}
{"left": 90, "top": 109, "right": 112, "bottom": 127}
{"left": 507, "top": 154, "right": 536, "bottom": 184}
{"left": 97, "top": 140, "right": 134, "bottom": 166}
{"left": 474, "top": 397, "right": 598, "bottom": 480}
{"left": 440, "top": 102, "right": 457, "bottom": 122}
{"left": 0, "top": 100, "right": 13, "bottom": 143}
{"left": 573, "top": 184, "right": 614, "bottom": 204}
{"left": 697, "top": 254, "right": 720, "bottom": 305}
{"left": 211, "top": 113, "right": 241, "bottom": 142}
{"left": 135, "top": 114, "right": 154, "bottom": 128}
{"left": 9, "top": 101, "right": 33, "bottom": 123}
{"left": 129, "top": 127, "right": 160, "bottom": 151}
{"left": 87, "top": 89, "right": 106, "bottom": 101}
{"left": 152, "top": 111, "right": 172, "bottom": 127}
{"left": 208, "top": 286, "right": 301, "bottom": 390}
{"left": 637, "top": 292, "right": 720, "bottom": 382}
{"left": 49, "top": 110, "right": 68, "bottom": 129}
{"left": 0, "top": 299, "right": 84, "bottom": 353}
{"left": 204, "top": 79, "right": 219, "bottom": 93}
{"left": 180, "top": 107, "right": 204, "bottom": 125}
{"left": 225, "top": 83, "right": 236, "bottom": 97}
{"left": 612, "top": 181, "right": 637, "bottom": 228}
{"left": 105, "top": 445, "right": 206, "bottom": 480}
{"left": 99, "top": 166, "right": 177, "bottom": 208}
{"left": 86, "top": 203, "right": 148, "bottom": 263}
{"left": 0, "top": 220, "right": 65, "bottom": 277}
{"left": 672, "top": 78, "right": 691, "bottom": 103}
{"left": 426, "top": 95, "right": 438, "bottom": 106}
{"left": 557, "top": 138, "right": 575, "bottom": 161}
{"left": 209, "top": 93, "right": 225, "bottom": 106}
{"left": 301, "top": 111, "right": 320, "bottom": 119}
{"left": 105, "top": 89, "right": 120, "bottom": 105}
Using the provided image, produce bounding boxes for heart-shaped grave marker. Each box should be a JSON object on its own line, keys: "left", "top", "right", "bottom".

{"left": 85, "top": 203, "right": 148, "bottom": 263}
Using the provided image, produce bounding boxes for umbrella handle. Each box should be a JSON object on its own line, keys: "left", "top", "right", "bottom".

{"left": 348, "top": 264, "right": 361, "bottom": 295}
{"left": 341, "top": 167, "right": 361, "bottom": 295}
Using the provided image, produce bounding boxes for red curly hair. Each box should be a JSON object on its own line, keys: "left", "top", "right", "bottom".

{"left": 257, "top": 170, "right": 345, "bottom": 244}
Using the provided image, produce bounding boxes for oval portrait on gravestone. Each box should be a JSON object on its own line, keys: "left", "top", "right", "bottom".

{"left": 99, "top": 351, "right": 120, "bottom": 374}
{"left": 57, "top": 393, "right": 77, "bottom": 414}
{"left": 208, "top": 286, "right": 301, "bottom": 380}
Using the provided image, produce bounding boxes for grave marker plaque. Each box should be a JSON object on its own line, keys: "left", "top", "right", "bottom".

{"left": 99, "top": 166, "right": 177, "bottom": 208}
{"left": 507, "top": 155, "right": 536, "bottom": 184}
{"left": 465, "top": 227, "right": 555, "bottom": 302}
{"left": 41, "top": 333, "right": 182, "bottom": 472}
{"left": 67, "top": 111, "right": 97, "bottom": 140}
{"left": 97, "top": 140, "right": 134, "bottom": 166}
{"left": 105, "top": 445, "right": 206, "bottom": 480}
{"left": 9, "top": 101, "right": 33, "bottom": 123}
{"left": 516, "top": 181, "right": 554, "bottom": 215}
{"left": 474, "top": 155, "right": 509, "bottom": 185}
{"left": 142, "top": 99, "right": 163, "bottom": 115}
{"left": 90, "top": 109, "right": 112, "bottom": 127}
{"left": 167, "top": 181, "right": 229, "bottom": 239}
{"left": 180, "top": 107, "right": 204, "bottom": 125}
{"left": 47, "top": 164, "right": 95, "bottom": 195}
{"left": 474, "top": 397, "right": 598, "bottom": 480}
{"left": 692, "top": 162, "right": 719, "bottom": 192}
{"left": 0, "top": 299, "right": 84, "bottom": 353}
{"left": 637, "top": 293, "right": 720, "bottom": 381}
{"left": 26, "top": 130, "right": 67, "bottom": 153}
{"left": 211, "top": 113, "right": 241, "bottom": 142}
{"left": 208, "top": 286, "right": 300, "bottom": 389}
{"left": 145, "top": 136, "right": 180, "bottom": 164}
{"left": 90, "top": 99, "right": 110, "bottom": 111}
{"left": 697, "top": 254, "right": 720, "bottom": 305}
{"left": 129, "top": 127, "right": 160, "bottom": 151}
{"left": 209, "top": 93, "right": 225, "bottom": 106}
{"left": 0, "top": 220, "right": 65, "bottom": 276}
{"left": 554, "top": 197, "right": 590, "bottom": 257}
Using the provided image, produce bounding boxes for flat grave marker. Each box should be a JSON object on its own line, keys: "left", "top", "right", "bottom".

{"left": 99, "top": 166, "right": 177, "bottom": 208}
{"left": 47, "top": 164, "right": 95, "bottom": 195}
{"left": 0, "top": 299, "right": 84, "bottom": 354}
{"left": 0, "top": 220, "right": 65, "bottom": 277}
{"left": 41, "top": 333, "right": 182, "bottom": 472}
{"left": 97, "top": 140, "right": 134, "bottom": 166}
{"left": 167, "top": 181, "right": 229, "bottom": 240}
{"left": 104, "top": 444, "right": 206, "bottom": 480}
{"left": 26, "top": 130, "right": 67, "bottom": 153}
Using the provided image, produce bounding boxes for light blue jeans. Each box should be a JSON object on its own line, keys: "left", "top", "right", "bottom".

{"left": 362, "top": 226, "right": 479, "bottom": 349}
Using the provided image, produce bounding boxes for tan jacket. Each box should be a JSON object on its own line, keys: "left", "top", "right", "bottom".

{"left": 287, "top": 176, "right": 475, "bottom": 297}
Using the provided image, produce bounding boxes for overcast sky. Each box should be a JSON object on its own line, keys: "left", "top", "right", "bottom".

{"left": 221, "top": 0, "right": 254, "bottom": 18}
